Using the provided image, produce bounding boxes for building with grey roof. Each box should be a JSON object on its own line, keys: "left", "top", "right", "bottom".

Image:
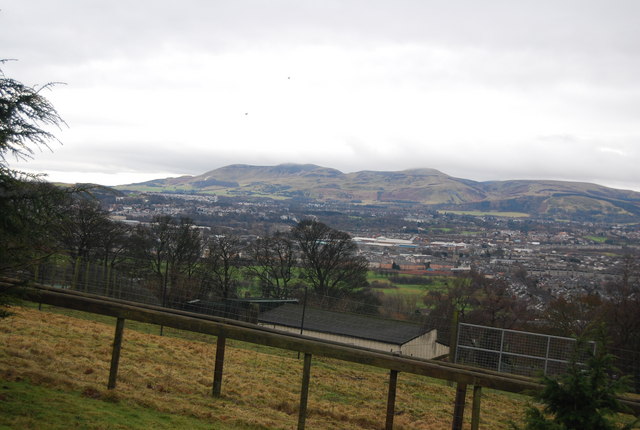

{"left": 258, "top": 304, "right": 448, "bottom": 360}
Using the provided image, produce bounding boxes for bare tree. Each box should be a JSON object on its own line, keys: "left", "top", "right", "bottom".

{"left": 600, "top": 254, "right": 640, "bottom": 349}
{"left": 59, "top": 198, "right": 110, "bottom": 262}
{"left": 201, "top": 233, "right": 243, "bottom": 300}
{"left": 170, "top": 218, "right": 203, "bottom": 283}
{"left": 423, "top": 274, "right": 475, "bottom": 337}
{"left": 246, "top": 233, "right": 295, "bottom": 299}
{"left": 95, "top": 218, "right": 130, "bottom": 272}
{"left": 424, "top": 275, "right": 474, "bottom": 318}
{"left": 468, "top": 275, "right": 532, "bottom": 329}
{"left": 424, "top": 270, "right": 534, "bottom": 347}
{"left": 543, "top": 294, "right": 602, "bottom": 337}
{"left": 93, "top": 219, "right": 130, "bottom": 297}
{"left": 291, "top": 220, "right": 369, "bottom": 302}
{"left": 147, "top": 215, "right": 175, "bottom": 305}
{"left": 130, "top": 216, "right": 203, "bottom": 306}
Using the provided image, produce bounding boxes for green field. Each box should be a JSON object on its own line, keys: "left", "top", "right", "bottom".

{"left": 584, "top": 235, "right": 608, "bottom": 243}
{"left": 368, "top": 272, "right": 453, "bottom": 305}
{"left": 438, "top": 210, "right": 530, "bottom": 218}
{"left": 428, "top": 227, "right": 454, "bottom": 232}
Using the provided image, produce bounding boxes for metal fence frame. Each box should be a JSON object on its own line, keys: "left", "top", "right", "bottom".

{"left": 455, "top": 322, "right": 596, "bottom": 378}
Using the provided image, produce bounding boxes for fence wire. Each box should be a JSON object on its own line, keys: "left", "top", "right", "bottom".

{"left": 455, "top": 323, "right": 596, "bottom": 378}
{"left": 22, "top": 260, "right": 453, "bottom": 361}
{"left": 21, "top": 259, "right": 640, "bottom": 391}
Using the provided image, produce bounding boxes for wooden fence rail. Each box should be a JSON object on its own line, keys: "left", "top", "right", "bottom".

{"left": 7, "top": 281, "right": 640, "bottom": 429}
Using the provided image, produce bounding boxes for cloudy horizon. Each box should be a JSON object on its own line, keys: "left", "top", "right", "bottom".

{"left": 2, "top": 1, "right": 640, "bottom": 191}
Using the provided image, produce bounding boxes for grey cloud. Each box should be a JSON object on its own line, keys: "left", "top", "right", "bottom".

{"left": 4, "top": 0, "right": 640, "bottom": 96}
{"left": 3, "top": 1, "right": 640, "bottom": 190}
{"left": 5, "top": 1, "right": 640, "bottom": 60}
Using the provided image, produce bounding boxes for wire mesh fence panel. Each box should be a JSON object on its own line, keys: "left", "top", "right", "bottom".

{"left": 455, "top": 323, "right": 594, "bottom": 378}
{"left": 456, "top": 347, "right": 501, "bottom": 371}
{"left": 503, "top": 330, "right": 548, "bottom": 357}
{"left": 503, "top": 354, "right": 547, "bottom": 377}
{"left": 547, "top": 336, "right": 577, "bottom": 361}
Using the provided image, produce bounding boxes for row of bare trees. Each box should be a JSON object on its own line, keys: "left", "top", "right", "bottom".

{"left": 424, "top": 261, "right": 640, "bottom": 341}
{"left": 541, "top": 255, "right": 640, "bottom": 363}
{"left": 43, "top": 199, "right": 374, "bottom": 311}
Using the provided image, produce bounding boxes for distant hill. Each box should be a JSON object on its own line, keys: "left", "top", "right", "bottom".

{"left": 118, "top": 163, "right": 640, "bottom": 222}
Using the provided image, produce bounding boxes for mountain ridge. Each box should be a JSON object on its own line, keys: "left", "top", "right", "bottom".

{"left": 117, "top": 163, "right": 640, "bottom": 222}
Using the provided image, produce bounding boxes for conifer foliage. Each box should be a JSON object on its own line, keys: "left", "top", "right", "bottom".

{"left": 518, "top": 339, "right": 637, "bottom": 430}
{"left": 0, "top": 61, "right": 68, "bottom": 317}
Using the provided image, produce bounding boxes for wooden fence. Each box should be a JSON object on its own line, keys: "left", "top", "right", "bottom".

{"left": 6, "top": 280, "right": 640, "bottom": 430}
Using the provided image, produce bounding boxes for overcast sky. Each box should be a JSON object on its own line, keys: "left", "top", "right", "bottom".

{"left": 2, "top": 1, "right": 640, "bottom": 190}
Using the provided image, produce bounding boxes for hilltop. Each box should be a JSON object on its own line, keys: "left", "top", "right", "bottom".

{"left": 118, "top": 163, "right": 640, "bottom": 222}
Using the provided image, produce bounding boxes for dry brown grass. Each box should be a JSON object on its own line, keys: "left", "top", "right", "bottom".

{"left": 0, "top": 306, "right": 528, "bottom": 429}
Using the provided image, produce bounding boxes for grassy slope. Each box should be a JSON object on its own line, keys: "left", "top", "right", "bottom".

{"left": 0, "top": 380, "right": 247, "bottom": 430}
{"left": 2, "top": 306, "right": 530, "bottom": 429}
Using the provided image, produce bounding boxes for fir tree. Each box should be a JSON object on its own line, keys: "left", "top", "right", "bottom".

{"left": 517, "top": 338, "right": 638, "bottom": 430}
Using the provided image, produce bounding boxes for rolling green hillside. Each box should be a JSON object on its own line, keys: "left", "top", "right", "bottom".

{"left": 117, "top": 164, "right": 640, "bottom": 221}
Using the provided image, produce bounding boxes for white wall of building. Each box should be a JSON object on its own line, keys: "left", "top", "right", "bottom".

{"left": 400, "top": 330, "right": 449, "bottom": 359}
{"left": 259, "top": 323, "right": 448, "bottom": 360}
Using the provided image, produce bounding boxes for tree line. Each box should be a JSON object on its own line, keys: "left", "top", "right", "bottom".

{"left": 7, "top": 192, "right": 377, "bottom": 314}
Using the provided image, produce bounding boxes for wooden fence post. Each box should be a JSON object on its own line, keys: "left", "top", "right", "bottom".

{"left": 385, "top": 369, "right": 399, "bottom": 430}
{"left": 451, "top": 382, "right": 467, "bottom": 430}
{"left": 212, "top": 335, "right": 227, "bottom": 397}
{"left": 471, "top": 385, "right": 482, "bottom": 430}
{"left": 298, "top": 353, "right": 313, "bottom": 430}
{"left": 107, "top": 317, "right": 125, "bottom": 389}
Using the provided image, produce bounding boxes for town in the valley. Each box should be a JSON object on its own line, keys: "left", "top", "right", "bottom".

{"left": 104, "top": 190, "right": 640, "bottom": 308}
